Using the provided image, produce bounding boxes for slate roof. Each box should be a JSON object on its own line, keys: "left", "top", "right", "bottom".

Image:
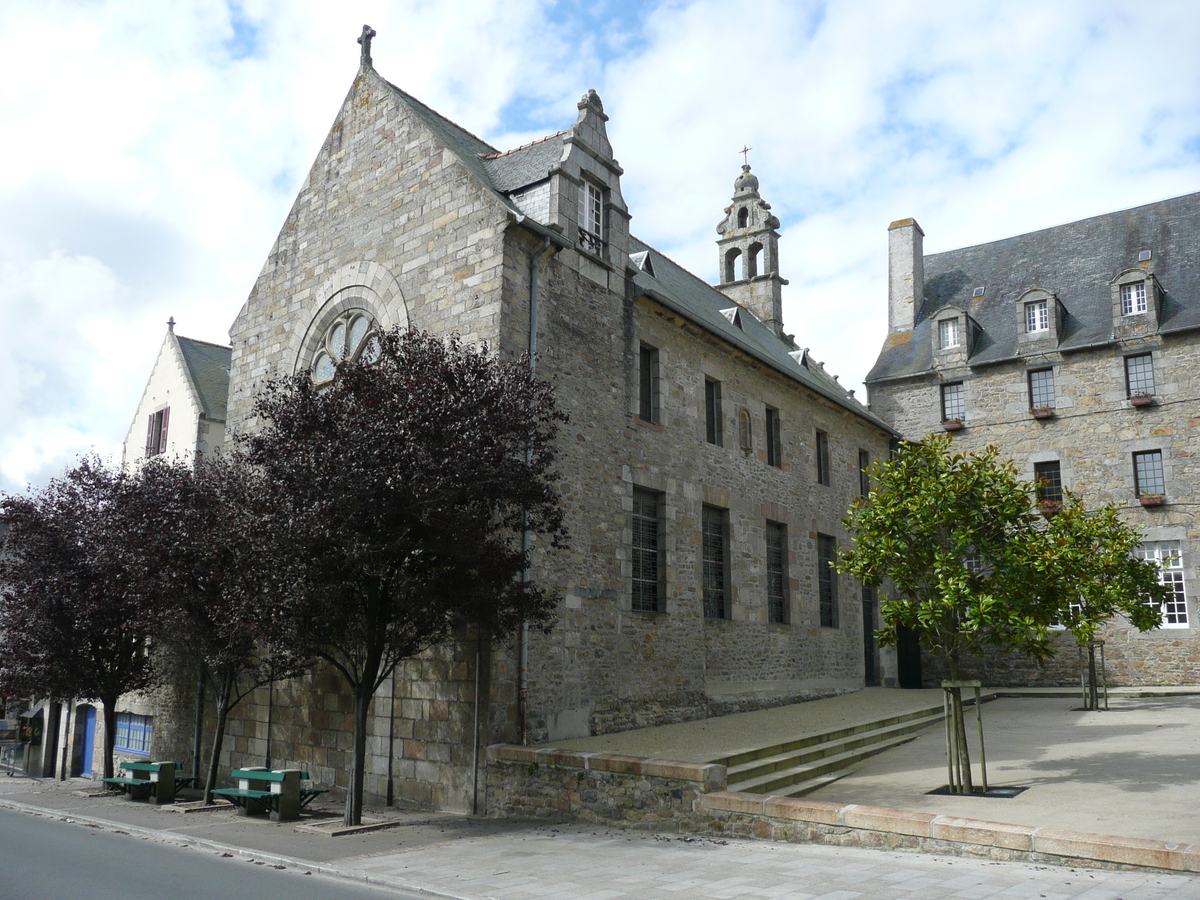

{"left": 481, "top": 133, "right": 567, "bottom": 192}
{"left": 868, "top": 192, "right": 1200, "bottom": 383}
{"left": 629, "top": 237, "right": 894, "bottom": 432}
{"left": 373, "top": 76, "right": 889, "bottom": 432}
{"left": 177, "top": 337, "right": 232, "bottom": 421}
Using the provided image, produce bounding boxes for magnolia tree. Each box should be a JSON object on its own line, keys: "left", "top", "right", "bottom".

{"left": 0, "top": 458, "right": 163, "bottom": 779}
{"left": 839, "top": 436, "right": 1167, "bottom": 792}
{"left": 242, "top": 328, "right": 567, "bottom": 826}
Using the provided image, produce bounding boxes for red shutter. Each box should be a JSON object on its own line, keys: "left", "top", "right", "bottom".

{"left": 145, "top": 414, "right": 155, "bottom": 457}
{"left": 158, "top": 406, "right": 170, "bottom": 454}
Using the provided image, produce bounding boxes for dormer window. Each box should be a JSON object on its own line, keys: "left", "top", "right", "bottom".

{"left": 938, "top": 318, "right": 961, "bottom": 349}
{"left": 1025, "top": 300, "right": 1049, "bottom": 333}
{"left": 1121, "top": 281, "right": 1148, "bottom": 315}
{"left": 578, "top": 181, "right": 604, "bottom": 255}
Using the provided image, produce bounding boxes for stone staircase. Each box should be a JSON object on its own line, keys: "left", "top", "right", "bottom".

{"left": 718, "top": 701, "right": 945, "bottom": 797}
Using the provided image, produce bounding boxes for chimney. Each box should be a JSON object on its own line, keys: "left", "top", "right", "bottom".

{"left": 888, "top": 218, "right": 924, "bottom": 334}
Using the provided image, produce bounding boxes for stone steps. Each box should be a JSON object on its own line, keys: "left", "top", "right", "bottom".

{"left": 721, "top": 704, "right": 945, "bottom": 797}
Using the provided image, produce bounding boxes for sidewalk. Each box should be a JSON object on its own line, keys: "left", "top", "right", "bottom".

{"left": 3, "top": 688, "right": 1200, "bottom": 898}
{"left": 0, "top": 777, "right": 1194, "bottom": 899}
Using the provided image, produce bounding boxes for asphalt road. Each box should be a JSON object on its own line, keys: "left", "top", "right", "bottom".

{"left": 0, "top": 806, "right": 421, "bottom": 900}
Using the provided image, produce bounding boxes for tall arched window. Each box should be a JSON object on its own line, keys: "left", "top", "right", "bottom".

{"left": 311, "top": 311, "right": 381, "bottom": 384}
{"left": 737, "top": 207, "right": 749, "bottom": 228}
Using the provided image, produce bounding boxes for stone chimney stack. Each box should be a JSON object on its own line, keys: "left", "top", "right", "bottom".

{"left": 888, "top": 218, "right": 924, "bottom": 334}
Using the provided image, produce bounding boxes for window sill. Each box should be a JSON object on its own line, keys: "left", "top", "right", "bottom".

{"left": 114, "top": 747, "right": 151, "bottom": 757}
{"left": 1130, "top": 395, "right": 1157, "bottom": 408}
{"left": 1139, "top": 495, "right": 1165, "bottom": 508}
{"left": 635, "top": 417, "right": 665, "bottom": 432}
{"left": 1030, "top": 407, "right": 1056, "bottom": 420}
{"left": 942, "top": 419, "right": 964, "bottom": 432}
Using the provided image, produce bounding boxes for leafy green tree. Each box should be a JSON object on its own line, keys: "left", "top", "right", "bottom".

{"left": 839, "top": 436, "right": 1167, "bottom": 791}
{"left": 241, "top": 328, "right": 567, "bottom": 826}
{"left": 1034, "top": 493, "right": 1167, "bottom": 708}
{"left": 0, "top": 457, "right": 163, "bottom": 779}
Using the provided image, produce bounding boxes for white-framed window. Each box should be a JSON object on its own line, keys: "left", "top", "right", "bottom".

{"left": 1025, "top": 300, "right": 1049, "bottom": 333}
{"left": 1136, "top": 541, "right": 1189, "bottom": 627}
{"left": 114, "top": 712, "right": 153, "bottom": 755}
{"left": 938, "top": 318, "right": 961, "bottom": 349}
{"left": 578, "top": 181, "right": 604, "bottom": 254}
{"left": 1121, "top": 281, "right": 1148, "bottom": 316}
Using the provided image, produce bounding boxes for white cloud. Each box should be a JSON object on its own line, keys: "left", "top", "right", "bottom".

{"left": 1, "top": 0, "right": 1199, "bottom": 492}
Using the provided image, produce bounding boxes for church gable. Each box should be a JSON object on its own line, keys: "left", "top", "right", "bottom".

{"left": 227, "top": 68, "right": 518, "bottom": 433}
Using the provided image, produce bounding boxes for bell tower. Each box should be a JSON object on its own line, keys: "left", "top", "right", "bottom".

{"left": 715, "top": 164, "right": 788, "bottom": 335}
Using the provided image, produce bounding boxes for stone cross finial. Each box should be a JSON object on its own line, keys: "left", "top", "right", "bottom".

{"left": 740, "top": 145, "right": 752, "bottom": 166}
{"left": 358, "top": 24, "right": 376, "bottom": 70}
{"left": 167, "top": 316, "right": 176, "bottom": 333}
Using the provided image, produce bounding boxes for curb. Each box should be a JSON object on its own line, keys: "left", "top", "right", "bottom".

{"left": 0, "top": 798, "right": 473, "bottom": 900}
{"left": 703, "top": 791, "right": 1200, "bottom": 873}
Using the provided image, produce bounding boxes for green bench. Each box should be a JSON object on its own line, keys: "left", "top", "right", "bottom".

{"left": 212, "top": 768, "right": 326, "bottom": 822}
{"left": 102, "top": 760, "right": 182, "bottom": 804}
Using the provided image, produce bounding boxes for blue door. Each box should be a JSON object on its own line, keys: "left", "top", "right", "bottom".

{"left": 79, "top": 707, "right": 96, "bottom": 777}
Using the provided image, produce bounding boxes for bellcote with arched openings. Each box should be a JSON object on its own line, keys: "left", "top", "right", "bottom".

{"left": 715, "top": 164, "right": 788, "bottom": 336}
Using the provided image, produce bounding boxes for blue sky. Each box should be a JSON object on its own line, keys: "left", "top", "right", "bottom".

{"left": 1, "top": 0, "right": 1199, "bottom": 493}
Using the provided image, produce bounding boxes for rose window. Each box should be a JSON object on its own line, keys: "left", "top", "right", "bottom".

{"left": 311, "top": 311, "right": 382, "bottom": 384}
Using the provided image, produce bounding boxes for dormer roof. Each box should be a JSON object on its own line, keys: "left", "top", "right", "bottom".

{"left": 868, "top": 191, "right": 1200, "bottom": 383}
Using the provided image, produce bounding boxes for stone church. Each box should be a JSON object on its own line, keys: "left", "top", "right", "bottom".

{"left": 211, "top": 29, "right": 895, "bottom": 812}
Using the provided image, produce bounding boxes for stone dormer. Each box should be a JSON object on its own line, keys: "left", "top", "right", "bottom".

{"left": 543, "top": 90, "right": 631, "bottom": 289}
{"left": 1015, "top": 287, "right": 1065, "bottom": 350}
{"left": 715, "top": 165, "right": 788, "bottom": 335}
{"left": 1110, "top": 261, "right": 1162, "bottom": 341}
{"left": 930, "top": 305, "right": 977, "bottom": 364}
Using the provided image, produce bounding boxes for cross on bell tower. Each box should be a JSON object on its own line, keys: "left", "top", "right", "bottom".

{"left": 714, "top": 163, "right": 788, "bottom": 336}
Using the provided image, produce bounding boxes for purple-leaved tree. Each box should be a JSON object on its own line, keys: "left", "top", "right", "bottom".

{"left": 241, "top": 328, "right": 567, "bottom": 826}
{"left": 0, "top": 457, "right": 163, "bottom": 779}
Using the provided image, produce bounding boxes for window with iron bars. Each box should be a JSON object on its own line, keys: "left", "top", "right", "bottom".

{"left": 631, "top": 489, "right": 661, "bottom": 612}
{"left": 702, "top": 506, "right": 729, "bottom": 619}
{"left": 766, "top": 522, "right": 787, "bottom": 625}
{"left": 818, "top": 534, "right": 838, "bottom": 628}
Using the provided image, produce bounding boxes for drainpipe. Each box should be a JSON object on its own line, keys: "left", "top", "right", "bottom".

{"left": 519, "top": 237, "right": 556, "bottom": 745}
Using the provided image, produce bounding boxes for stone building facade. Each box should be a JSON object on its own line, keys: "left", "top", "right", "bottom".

{"left": 213, "top": 34, "right": 896, "bottom": 812}
{"left": 866, "top": 195, "right": 1200, "bottom": 686}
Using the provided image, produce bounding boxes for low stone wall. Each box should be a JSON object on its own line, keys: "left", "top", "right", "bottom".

{"left": 485, "top": 744, "right": 723, "bottom": 829}
{"left": 485, "top": 745, "right": 1200, "bottom": 873}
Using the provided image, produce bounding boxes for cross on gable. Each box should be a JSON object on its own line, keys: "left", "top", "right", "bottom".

{"left": 740, "top": 145, "right": 752, "bottom": 166}
{"left": 358, "top": 25, "right": 377, "bottom": 69}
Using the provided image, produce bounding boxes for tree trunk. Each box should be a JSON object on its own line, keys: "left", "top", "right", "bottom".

{"left": 100, "top": 694, "right": 119, "bottom": 780}
{"left": 946, "top": 654, "right": 973, "bottom": 794}
{"left": 345, "top": 682, "right": 373, "bottom": 826}
{"left": 204, "top": 674, "right": 234, "bottom": 806}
